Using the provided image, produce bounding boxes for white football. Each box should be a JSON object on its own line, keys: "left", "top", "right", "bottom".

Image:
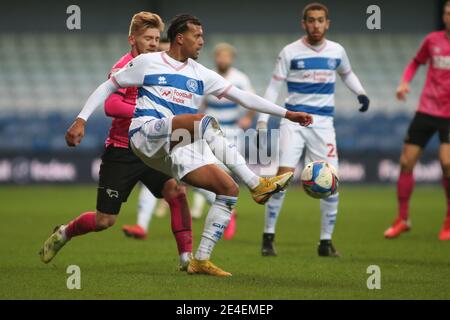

{"left": 301, "top": 160, "right": 339, "bottom": 199}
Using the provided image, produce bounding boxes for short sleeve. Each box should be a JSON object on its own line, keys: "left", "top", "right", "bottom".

{"left": 337, "top": 46, "right": 352, "bottom": 75}
{"left": 111, "top": 54, "right": 147, "bottom": 88}
{"left": 203, "top": 67, "right": 233, "bottom": 98}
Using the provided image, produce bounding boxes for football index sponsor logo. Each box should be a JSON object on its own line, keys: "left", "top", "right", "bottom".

{"left": 161, "top": 88, "right": 173, "bottom": 99}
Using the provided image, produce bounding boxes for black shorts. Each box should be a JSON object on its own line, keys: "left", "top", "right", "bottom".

{"left": 96, "top": 146, "right": 172, "bottom": 215}
{"left": 404, "top": 112, "right": 450, "bottom": 148}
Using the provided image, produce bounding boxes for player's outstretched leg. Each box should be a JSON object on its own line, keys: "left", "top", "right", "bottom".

{"left": 199, "top": 115, "right": 293, "bottom": 205}
{"left": 384, "top": 144, "right": 421, "bottom": 238}
{"left": 181, "top": 164, "right": 238, "bottom": 277}
{"left": 171, "top": 114, "right": 293, "bottom": 205}
{"left": 318, "top": 193, "right": 340, "bottom": 257}
{"left": 39, "top": 211, "right": 114, "bottom": 263}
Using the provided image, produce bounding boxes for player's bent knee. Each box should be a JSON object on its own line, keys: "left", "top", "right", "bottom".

{"left": 222, "top": 181, "right": 239, "bottom": 198}
{"left": 162, "top": 179, "right": 186, "bottom": 199}
{"left": 95, "top": 211, "right": 117, "bottom": 230}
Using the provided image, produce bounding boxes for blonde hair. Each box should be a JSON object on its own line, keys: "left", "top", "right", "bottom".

{"left": 214, "top": 42, "right": 236, "bottom": 56}
{"left": 129, "top": 11, "right": 164, "bottom": 36}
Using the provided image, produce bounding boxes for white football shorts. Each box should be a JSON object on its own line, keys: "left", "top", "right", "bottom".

{"left": 278, "top": 115, "right": 339, "bottom": 171}
{"left": 130, "top": 116, "right": 218, "bottom": 181}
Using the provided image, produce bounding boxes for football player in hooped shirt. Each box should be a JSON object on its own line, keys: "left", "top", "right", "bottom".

{"left": 61, "top": 14, "right": 313, "bottom": 277}
{"left": 384, "top": 0, "right": 450, "bottom": 241}
{"left": 39, "top": 12, "right": 194, "bottom": 271}
{"left": 257, "top": 3, "right": 370, "bottom": 257}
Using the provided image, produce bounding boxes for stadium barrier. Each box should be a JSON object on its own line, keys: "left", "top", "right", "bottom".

{"left": 0, "top": 151, "right": 442, "bottom": 185}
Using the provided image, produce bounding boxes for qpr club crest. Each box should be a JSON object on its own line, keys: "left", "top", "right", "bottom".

{"left": 186, "top": 79, "right": 198, "bottom": 93}
{"left": 154, "top": 119, "right": 165, "bottom": 132}
{"left": 327, "top": 59, "right": 337, "bottom": 69}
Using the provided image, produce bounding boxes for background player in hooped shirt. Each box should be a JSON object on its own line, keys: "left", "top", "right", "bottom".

{"left": 384, "top": 0, "right": 450, "bottom": 241}
{"left": 39, "top": 12, "right": 194, "bottom": 271}
{"left": 257, "top": 3, "right": 370, "bottom": 257}
{"left": 66, "top": 14, "right": 313, "bottom": 277}
{"left": 190, "top": 42, "right": 257, "bottom": 240}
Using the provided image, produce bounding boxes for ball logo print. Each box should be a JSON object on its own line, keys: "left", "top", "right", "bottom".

{"left": 301, "top": 161, "right": 339, "bottom": 199}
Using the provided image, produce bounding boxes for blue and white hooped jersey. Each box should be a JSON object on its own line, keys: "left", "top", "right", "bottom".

{"left": 273, "top": 37, "right": 352, "bottom": 117}
{"left": 203, "top": 67, "right": 254, "bottom": 128}
{"left": 111, "top": 51, "right": 232, "bottom": 135}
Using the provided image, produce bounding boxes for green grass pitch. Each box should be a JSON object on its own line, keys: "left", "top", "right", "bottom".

{"left": 0, "top": 185, "right": 449, "bottom": 299}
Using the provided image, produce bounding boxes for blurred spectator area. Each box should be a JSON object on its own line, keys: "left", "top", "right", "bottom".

{"left": 0, "top": 33, "right": 436, "bottom": 153}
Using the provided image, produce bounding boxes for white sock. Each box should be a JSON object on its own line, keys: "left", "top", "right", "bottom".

{"left": 264, "top": 190, "right": 286, "bottom": 234}
{"left": 195, "top": 195, "right": 237, "bottom": 260}
{"left": 320, "top": 193, "right": 339, "bottom": 240}
{"left": 191, "top": 190, "right": 207, "bottom": 219}
{"left": 59, "top": 225, "right": 68, "bottom": 242}
{"left": 137, "top": 186, "right": 157, "bottom": 232}
{"left": 179, "top": 252, "right": 192, "bottom": 266}
{"left": 200, "top": 116, "right": 259, "bottom": 189}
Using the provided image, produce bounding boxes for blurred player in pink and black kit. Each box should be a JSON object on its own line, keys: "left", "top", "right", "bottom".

{"left": 384, "top": 1, "right": 450, "bottom": 240}
{"left": 40, "top": 12, "right": 194, "bottom": 270}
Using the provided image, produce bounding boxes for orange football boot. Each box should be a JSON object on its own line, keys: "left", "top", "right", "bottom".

{"left": 439, "top": 217, "right": 450, "bottom": 241}
{"left": 384, "top": 217, "right": 411, "bottom": 238}
{"left": 122, "top": 224, "right": 147, "bottom": 240}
